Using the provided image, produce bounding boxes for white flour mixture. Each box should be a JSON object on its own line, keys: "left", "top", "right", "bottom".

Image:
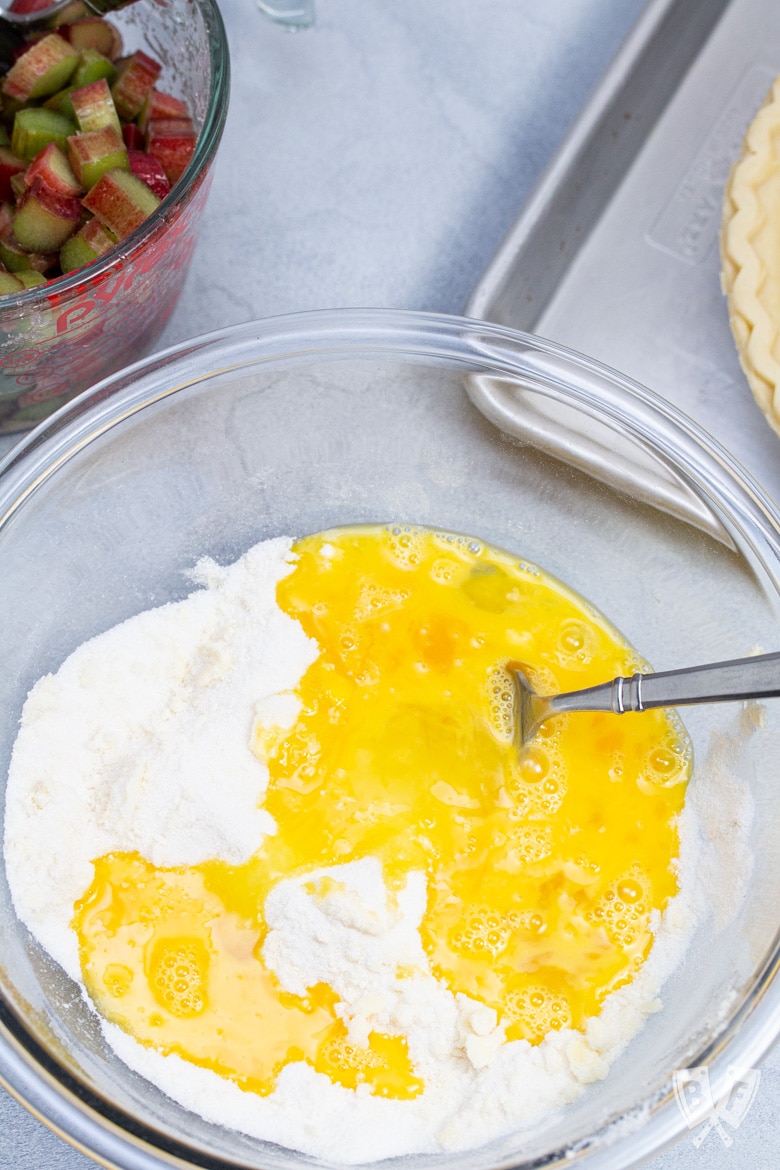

{"left": 3, "top": 536, "right": 730, "bottom": 1163}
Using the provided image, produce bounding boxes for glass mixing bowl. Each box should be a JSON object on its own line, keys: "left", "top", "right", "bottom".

{"left": 0, "top": 308, "right": 779, "bottom": 1169}
{"left": 0, "top": 0, "right": 229, "bottom": 436}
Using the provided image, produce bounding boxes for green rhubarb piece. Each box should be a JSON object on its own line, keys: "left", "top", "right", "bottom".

{"left": 13, "top": 190, "right": 80, "bottom": 252}
{"left": 59, "top": 215, "right": 117, "bottom": 273}
{"left": 16, "top": 269, "right": 47, "bottom": 288}
{"left": 0, "top": 238, "right": 53, "bottom": 276}
{"left": 79, "top": 215, "right": 115, "bottom": 251}
{"left": 26, "top": 142, "right": 82, "bottom": 197}
{"left": 111, "top": 51, "right": 161, "bottom": 121}
{"left": 0, "top": 238, "right": 34, "bottom": 272}
{"left": 2, "top": 35, "right": 79, "bottom": 103}
{"left": 7, "top": 243, "right": 56, "bottom": 273}
{"left": 137, "top": 89, "right": 189, "bottom": 134}
{"left": 12, "top": 108, "right": 77, "bottom": 160}
{"left": 72, "top": 50, "right": 117, "bottom": 89}
{"left": 43, "top": 87, "right": 77, "bottom": 120}
{"left": 0, "top": 126, "right": 9, "bottom": 148}
{"left": 0, "top": 270, "right": 24, "bottom": 294}
{"left": 60, "top": 231, "right": 97, "bottom": 272}
{"left": 82, "top": 166, "right": 160, "bottom": 238}
{"left": 70, "top": 78, "right": 121, "bottom": 136}
{"left": 68, "top": 125, "right": 128, "bottom": 189}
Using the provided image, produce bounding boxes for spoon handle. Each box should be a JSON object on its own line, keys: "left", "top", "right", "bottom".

{"left": 552, "top": 650, "right": 780, "bottom": 718}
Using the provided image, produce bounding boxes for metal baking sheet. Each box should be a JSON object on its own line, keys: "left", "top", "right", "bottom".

{"left": 466, "top": 0, "right": 780, "bottom": 511}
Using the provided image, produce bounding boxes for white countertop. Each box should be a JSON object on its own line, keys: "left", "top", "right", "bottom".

{"left": 1, "top": 0, "right": 778, "bottom": 1166}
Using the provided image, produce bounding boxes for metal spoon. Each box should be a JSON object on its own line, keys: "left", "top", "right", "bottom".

{"left": 513, "top": 650, "right": 780, "bottom": 748}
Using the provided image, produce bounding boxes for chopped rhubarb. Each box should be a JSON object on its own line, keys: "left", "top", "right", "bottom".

{"left": 59, "top": 214, "right": 115, "bottom": 272}
{"left": 2, "top": 35, "right": 79, "bottom": 102}
{"left": 146, "top": 117, "right": 196, "bottom": 183}
{"left": 80, "top": 215, "right": 116, "bottom": 251}
{"left": 146, "top": 116, "right": 194, "bottom": 136}
{"left": 70, "top": 77, "right": 121, "bottom": 136}
{"left": 68, "top": 124, "right": 128, "bottom": 189}
{"left": 111, "top": 50, "right": 161, "bottom": 121}
{"left": 82, "top": 167, "right": 160, "bottom": 238}
{"left": 137, "top": 88, "right": 188, "bottom": 133}
{"left": 127, "top": 149, "right": 170, "bottom": 199}
{"left": 42, "top": 88, "right": 77, "bottom": 118}
{"left": 59, "top": 232, "right": 96, "bottom": 273}
{"left": 0, "top": 10, "right": 195, "bottom": 294}
{"left": 0, "top": 235, "right": 56, "bottom": 273}
{"left": 57, "top": 11, "right": 123, "bottom": 61}
{"left": 12, "top": 108, "right": 77, "bottom": 160}
{"left": 61, "top": 17, "right": 119, "bottom": 60}
{"left": 13, "top": 175, "right": 82, "bottom": 251}
{"left": 72, "top": 49, "right": 117, "bottom": 90}
{"left": 0, "top": 270, "right": 24, "bottom": 294}
{"left": 122, "top": 122, "right": 144, "bottom": 151}
{"left": 26, "top": 142, "right": 83, "bottom": 197}
{"left": 0, "top": 238, "right": 26, "bottom": 272}
{"left": 0, "top": 146, "right": 26, "bottom": 203}
{"left": 17, "top": 269, "right": 47, "bottom": 287}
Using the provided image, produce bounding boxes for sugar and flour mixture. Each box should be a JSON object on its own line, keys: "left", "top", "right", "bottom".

{"left": 4, "top": 526, "right": 697, "bottom": 1161}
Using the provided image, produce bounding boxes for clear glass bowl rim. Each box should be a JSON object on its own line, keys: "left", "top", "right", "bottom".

{"left": 1, "top": 306, "right": 779, "bottom": 1170}
{"left": 0, "top": 0, "right": 230, "bottom": 311}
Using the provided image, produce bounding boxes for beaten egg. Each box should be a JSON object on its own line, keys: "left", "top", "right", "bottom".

{"left": 74, "top": 525, "right": 689, "bottom": 1100}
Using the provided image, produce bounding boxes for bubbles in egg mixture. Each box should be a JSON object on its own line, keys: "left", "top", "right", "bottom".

{"left": 587, "top": 867, "right": 652, "bottom": 950}
{"left": 449, "top": 907, "right": 513, "bottom": 958}
{"left": 74, "top": 524, "right": 690, "bottom": 1105}
{"left": 430, "top": 558, "right": 458, "bottom": 585}
{"left": 639, "top": 714, "right": 692, "bottom": 791}
{"left": 149, "top": 938, "right": 208, "bottom": 1017}
{"left": 355, "top": 580, "right": 410, "bottom": 622}
{"left": 504, "top": 985, "right": 573, "bottom": 1043}
{"left": 556, "top": 619, "right": 598, "bottom": 669}
{"left": 317, "top": 1028, "right": 424, "bottom": 1099}
{"left": 103, "top": 963, "right": 134, "bottom": 999}
{"left": 506, "top": 823, "right": 553, "bottom": 865}
{"left": 485, "top": 664, "right": 515, "bottom": 741}
{"left": 386, "top": 525, "right": 425, "bottom": 570}
{"left": 508, "top": 739, "right": 568, "bottom": 817}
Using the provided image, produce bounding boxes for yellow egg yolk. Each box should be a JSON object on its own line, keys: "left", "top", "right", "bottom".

{"left": 73, "top": 525, "right": 689, "bottom": 1100}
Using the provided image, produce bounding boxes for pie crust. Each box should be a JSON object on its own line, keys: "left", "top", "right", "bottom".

{"left": 721, "top": 75, "right": 780, "bottom": 436}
